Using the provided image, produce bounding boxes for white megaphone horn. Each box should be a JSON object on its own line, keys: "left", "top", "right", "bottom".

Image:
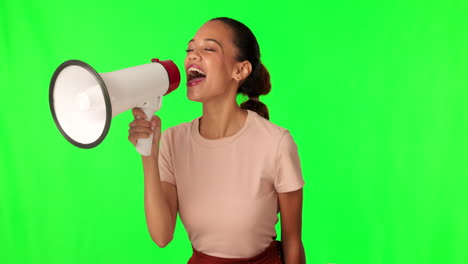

{"left": 49, "top": 58, "right": 180, "bottom": 156}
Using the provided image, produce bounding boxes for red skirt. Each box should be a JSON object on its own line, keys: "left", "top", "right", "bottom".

{"left": 187, "top": 240, "right": 284, "bottom": 264}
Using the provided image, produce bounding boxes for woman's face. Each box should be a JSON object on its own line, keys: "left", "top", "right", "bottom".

{"left": 184, "top": 21, "right": 246, "bottom": 103}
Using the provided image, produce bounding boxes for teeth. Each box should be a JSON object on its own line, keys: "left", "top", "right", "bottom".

{"left": 188, "top": 67, "right": 206, "bottom": 76}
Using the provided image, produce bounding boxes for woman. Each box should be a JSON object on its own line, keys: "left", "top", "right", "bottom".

{"left": 128, "top": 17, "right": 306, "bottom": 264}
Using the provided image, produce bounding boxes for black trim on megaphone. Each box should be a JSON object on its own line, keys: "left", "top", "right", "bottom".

{"left": 49, "top": 60, "right": 112, "bottom": 149}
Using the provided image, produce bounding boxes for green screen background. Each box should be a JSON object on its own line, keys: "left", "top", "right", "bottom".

{"left": 1, "top": 0, "right": 467, "bottom": 263}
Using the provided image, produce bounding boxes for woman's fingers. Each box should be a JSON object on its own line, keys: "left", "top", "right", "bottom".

{"left": 128, "top": 125, "right": 153, "bottom": 135}
{"left": 128, "top": 110, "right": 161, "bottom": 147}
{"left": 128, "top": 120, "right": 154, "bottom": 147}
{"left": 150, "top": 115, "right": 161, "bottom": 127}
{"left": 132, "top": 107, "right": 147, "bottom": 119}
{"left": 129, "top": 118, "right": 153, "bottom": 128}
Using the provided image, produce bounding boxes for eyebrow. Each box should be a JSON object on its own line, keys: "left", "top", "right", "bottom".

{"left": 188, "top": 38, "right": 223, "bottom": 50}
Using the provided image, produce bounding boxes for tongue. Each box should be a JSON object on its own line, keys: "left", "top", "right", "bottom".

{"left": 190, "top": 77, "right": 206, "bottom": 82}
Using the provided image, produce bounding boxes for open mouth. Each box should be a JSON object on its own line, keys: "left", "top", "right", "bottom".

{"left": 187, "top": 67, "right": 207, "bottom": 82}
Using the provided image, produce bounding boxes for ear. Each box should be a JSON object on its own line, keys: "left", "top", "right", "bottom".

{"left": 232, "top": 60, "right": 252, "bottom": 82}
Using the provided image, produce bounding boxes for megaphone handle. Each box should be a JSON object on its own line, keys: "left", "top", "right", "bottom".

{"left": 136, "top": 97, "right": 162, "bottom": 156}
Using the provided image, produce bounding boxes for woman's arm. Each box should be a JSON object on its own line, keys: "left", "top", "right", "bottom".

{"left": 128, "top": 108, "right": 178, "bottom": 248}
{"left": 142, "top": 155, "right": 178, "bottom": 248}
{"left": 278, "top": 188, "right": 306, "bottom": 264}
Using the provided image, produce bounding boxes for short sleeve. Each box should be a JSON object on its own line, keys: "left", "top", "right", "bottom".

{"left": 274, "top": 130, "right": 305, "bottom": 193}
{"left": 158, "top": 128, "right": 176, "bottom": 185}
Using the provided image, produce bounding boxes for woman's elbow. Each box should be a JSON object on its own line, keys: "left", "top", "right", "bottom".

{"left": 151, "top": 233, "right": 173, "bottom": 248}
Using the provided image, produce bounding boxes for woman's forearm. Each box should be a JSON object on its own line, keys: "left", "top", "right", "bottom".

{"left": 282, "top": 239, "right": 306, "bottom": 264}
{"left": 142, "top": 154, "right": 174, "bottom": 247}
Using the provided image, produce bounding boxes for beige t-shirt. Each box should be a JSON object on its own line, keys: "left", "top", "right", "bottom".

{"left": 158, "top": 109, "right": 305, "bottom": 258}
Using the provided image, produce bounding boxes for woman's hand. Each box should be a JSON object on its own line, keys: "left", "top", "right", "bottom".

{"left": 128, "top": 108, "right": 162, "bottom": 155}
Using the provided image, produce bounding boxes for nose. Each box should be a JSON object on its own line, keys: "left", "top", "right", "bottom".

{"left": 186, "top": 49, "right": 201, "bottom": 62}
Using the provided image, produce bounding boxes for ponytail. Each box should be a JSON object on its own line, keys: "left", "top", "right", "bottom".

{"left": 239, "top": 63, "right": 271, "bottom": 120}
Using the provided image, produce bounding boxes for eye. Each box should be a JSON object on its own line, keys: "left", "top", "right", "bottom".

{"left": 204, "top": 48, "right": 215, "bottom": 52}
{"left": 185, "top": 49, "right": 193, "bottom": 53}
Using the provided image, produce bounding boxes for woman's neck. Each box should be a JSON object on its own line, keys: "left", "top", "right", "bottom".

{"left": 199, "top": 100, "right": 248, "bottom": 140}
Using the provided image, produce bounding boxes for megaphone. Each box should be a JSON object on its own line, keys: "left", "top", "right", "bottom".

{"left": 49, "top": 58, "right": 180, "bottom": 156}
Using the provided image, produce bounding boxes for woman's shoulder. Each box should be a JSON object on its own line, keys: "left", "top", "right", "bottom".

{"left": 249, "top": 110, "right": 289, "bottom": 140}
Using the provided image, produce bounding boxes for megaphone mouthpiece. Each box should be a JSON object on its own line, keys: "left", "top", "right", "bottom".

{"left": 152, "top": 58, "right": 180, "bottom": 95}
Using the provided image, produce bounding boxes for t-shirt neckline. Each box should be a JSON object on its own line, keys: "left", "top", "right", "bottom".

{"left": 191, "top": 110, "right": 254, "bottom": 147}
